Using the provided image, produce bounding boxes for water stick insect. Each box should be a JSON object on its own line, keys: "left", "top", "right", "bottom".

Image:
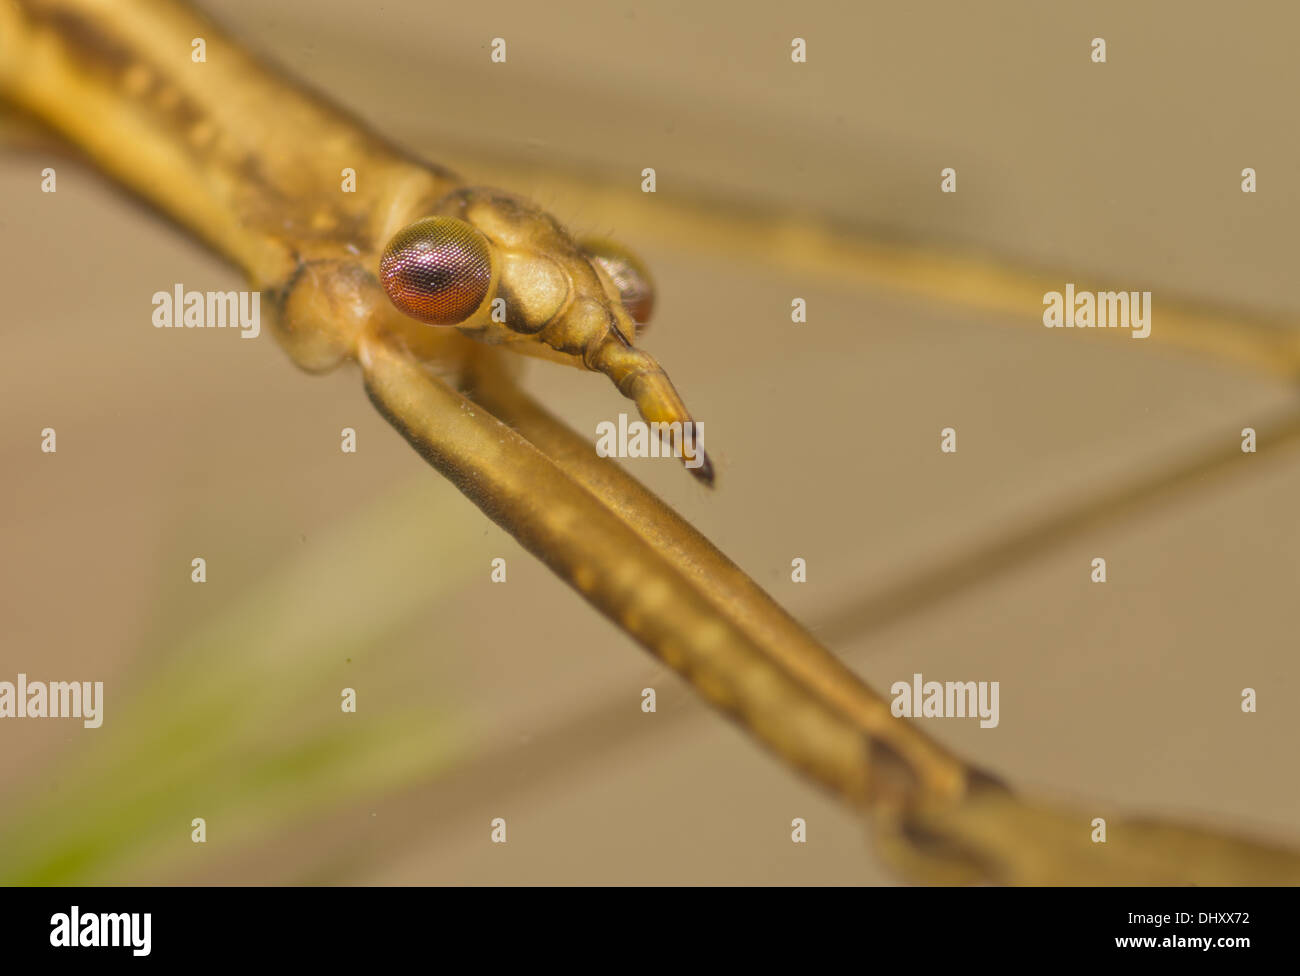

{"left": 4, "top": 0, "right": 1300, "bottom": 882}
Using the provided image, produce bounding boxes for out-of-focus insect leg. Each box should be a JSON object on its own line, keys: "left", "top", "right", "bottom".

{"left": 356, "top": 332, "right": 914, "bottom": 808}
{"left": 463, "top": 349, "right": 973, "bottom": 805}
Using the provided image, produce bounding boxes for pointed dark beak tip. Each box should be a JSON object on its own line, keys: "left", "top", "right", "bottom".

{"left": 689, "top": 452, "right": 716, "bottom": 488}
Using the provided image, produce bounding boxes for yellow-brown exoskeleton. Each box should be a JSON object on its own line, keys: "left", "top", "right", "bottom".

{"left": 378, "top": 187, "right": 711, "bottom": 484}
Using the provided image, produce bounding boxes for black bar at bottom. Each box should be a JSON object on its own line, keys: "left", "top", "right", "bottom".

{"left": 0, "top": 884, "right": 1288, "bottom": 963}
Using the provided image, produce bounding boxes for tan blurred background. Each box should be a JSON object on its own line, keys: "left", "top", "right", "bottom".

{"left": 1, "top": 0, "right": 1298, "bottom": 883}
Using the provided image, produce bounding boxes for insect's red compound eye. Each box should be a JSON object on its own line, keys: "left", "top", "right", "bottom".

{"left": 582, "top": 239, "right": 655, "bottom": 329}
{"left": 379, "top": 217, "right": 493, "bottom": 325}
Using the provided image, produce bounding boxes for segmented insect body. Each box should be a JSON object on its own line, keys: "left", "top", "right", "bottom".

{"left": 1, "top": 0, "right": 709, "bottom": 481}
{"left": 378, "top": 189, "right": 711, "bottom": 483}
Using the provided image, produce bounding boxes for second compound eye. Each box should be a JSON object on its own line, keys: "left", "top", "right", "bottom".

{"left": 581, "top": 238, "right": 655, "bottom": 330}
{"left": 379, "top": 217, "right": 494, "bottom": 325}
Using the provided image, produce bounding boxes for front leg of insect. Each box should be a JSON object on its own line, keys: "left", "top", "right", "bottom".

{"left": 378, "top": 188, "right": 713, "bottom": 485}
